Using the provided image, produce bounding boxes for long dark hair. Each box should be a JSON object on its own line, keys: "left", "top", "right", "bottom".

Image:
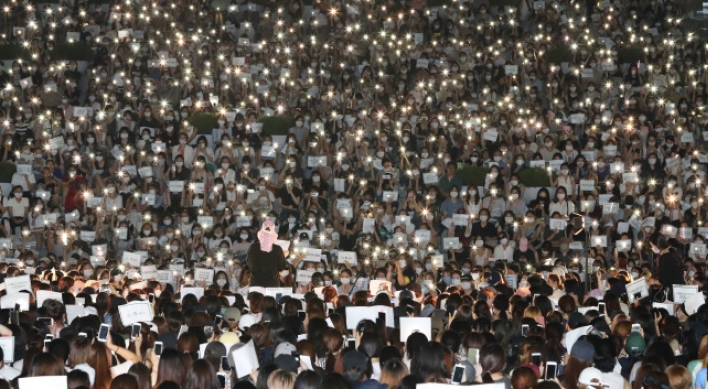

{"left": 480, "top": 343, "right": 505, "bottom": 383}
{"left": 28, "top": 352, "right": 66, "bottom": 377}
{"left": 156, "top": 348, "right": 190, "bottom": 388}
{"left": 410, "top": 342, "right": 450, "bottom": 381}
{"left": 560, "top": 354, "right": 593, "bottom": 389}
{"left": 183, "top": 360, "right": 219, "bottom": 389}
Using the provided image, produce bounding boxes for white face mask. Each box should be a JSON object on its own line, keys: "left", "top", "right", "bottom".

{"left": 450, "top": 191, "right": 458, "bottom": 198}
{"left": 216, "top": 279, "right": 228, "bottom": 287}
{"left": 479, "top": 215, "right": 488, "bottom": 222}
{"left": 240, "top": 234, "right": 248, "bottom": 240}
{"left": 340, "top": 277, "right": 350, "bottom": 285}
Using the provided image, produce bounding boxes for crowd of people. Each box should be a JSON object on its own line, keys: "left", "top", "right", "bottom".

{"left": 0, "top": 0, "right": 705, "bottom": 388}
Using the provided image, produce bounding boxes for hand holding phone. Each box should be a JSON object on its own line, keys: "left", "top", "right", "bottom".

{"left": 97, "top": 324, "right": 110, "bottom": 342}
{"left": 451, "top": 364, "right": 465, "bottom": 385}
{"left": 545, "top": 361, "right": 558, "bottom": 380}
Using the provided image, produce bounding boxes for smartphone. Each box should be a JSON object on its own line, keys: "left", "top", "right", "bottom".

{"left": 598, "top": 302, "right": 606, "bottom": 315}
{"left": 632, "top": 324, "right": 641, "bottom": 333}
{"left": 451, "top": 364, "right": 465, "bottom": 384}
{"left": 78, "top": 332, "right": 87, "bottom": 339}
{"left": 38, "top": 317, "right": 53, "bottom": 327}
{"left": 275, "top": 293, "right": 282, "bottom": 303}
{"left": 43, "top": 338, "right": 51, "bottom": 350}
{"left": 9, "top": 310, "right": 18, "bottom": 326}
{"left": 467, "top": 348, "right": 479, "bottom": 365}
{"left": 347, "top": 338, "right": 355, "bottom": 349}
{"left": 204, "top": 326, "right": 214, "bottom": 339}
{"left": 217, "top": 372, "right": 226, "bottom": 389}
{"left": 45, "top": 334, "right": 54, "bottom": 340}
{"left": 291, "top": 351, "right": 300, "bottom": 362}
{"left": 215, "top": 315, "right": 223, "bottom": 325}
{"left": 131, "top": 324, "right": 141, "bottom": 339}
{"left": 221, "top": 356, "right": 229, "bottom": 371}
{"left": 154, "top": 341, "right": 163, "bottom": 356}
{"left": 377, "top": 312, "right": 386, "bottom": 326}
{"left": 328, "top": 308, "right": 334, "bottom": 316}
{"left": 298, "top": 310, "right": 306, "bottom": 321}
{"left": 521, "top": 324, "right": 529, "bottom": 337}
{"left": 149, "top": 293, "right": 155, "bottom": 303}
{"left": 532, "top": 352, "right": 542, "bottom": 367}
{"left": 545, "top": 361, "right": 558, "bottom": 380}
{"left": 97, "top": 324, "right": 110, "bottom": 342}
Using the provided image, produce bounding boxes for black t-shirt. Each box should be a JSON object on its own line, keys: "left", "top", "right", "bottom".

{"left": 658, "top": 250, "right": 684, "bottom": 298}
{"left": 247, "top": 243, "right": 287, "bottom": 287}
{"left": 277, "top": 186, "right": 303, "bottom": 208}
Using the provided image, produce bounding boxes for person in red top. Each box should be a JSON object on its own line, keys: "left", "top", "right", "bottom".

{"left": 63, "top": 166, "right": 86, "bottom": 212}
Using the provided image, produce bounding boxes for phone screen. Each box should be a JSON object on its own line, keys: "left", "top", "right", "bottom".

{"left": 149, "top": 293, "right": 155, "bottom": 303}
{"left": 545, "top": 363, "right": 557, "bottom": 380}
{"left": 467, "top": 348, "right": 479, "bottom": 365}
{"left": 532, "top": 353, "right": 541, "bottom": 367}
{"left": 131, "top": 324, "right": 141, "bottom": 338}
{"left": 154, "top": 342, "right": 163, "bottom": 356}
{"left": 348, "top": 338, "right": 355, "bottom": 349}
{"left": 291, "top": 352, "right": 300, "bottom": 362}
{"left": 599, "top": 303, "right": 606, "bottom": 314}
{"left": 217, "top": 374, "right": 226, "bottom": 389}
{"left": 221, "top": 356, "right": 229, "bottom": 371}
{"left": 98, "top": 325, "right": 110, "bottom": 342}
{"left": 377, "top": 312, "right": 385, "bottom": 325}
{"left": 522, "top": 325, "right": 529, "bottom": 336}
{"left": 298, "top": 311, "right": 306, "bottom": 321}
{"left": 452, "top": 365, "right": 465, "bottom": 384}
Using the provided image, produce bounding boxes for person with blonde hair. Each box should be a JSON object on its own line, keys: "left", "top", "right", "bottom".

{"left": 266, "top": 369, "right": 297, "bottom": 389}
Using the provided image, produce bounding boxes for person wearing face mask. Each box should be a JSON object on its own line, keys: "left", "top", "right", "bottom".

{"left": 647, "top": 233, "right": 684, "bottom": 301}
{"left": 471, "top": 210, "right": 498, "bottom": 246}
{"left": 288, "top": 115, "right": 309, "bottom": 150}
{"left": 63, "top": 168, "right": 86, "bottom": 212}
{"left": 192, "top": 135, "right": 215, "bottom": 166}
{"left": 171, "top": 133, "right": 195, "bottom": 168}
{"left": 338, "top": 268, "right": 359, "bottom": 296}
{"left": 208, "top": 224, "right": 231, "bottom": 250}
{"left": 212, "top": 270, "right": 231, "bottom": 291}
{"left": 136, "top": 219, "right": 157, "bottom": 246}
{"left": 232, "top": 227, "right": 253, "bottom": 258}
{"left": 492, "top": 232, "right": 514, "bottom": 262}
{"left": 459, "top": 274, "right": 474, "bottom": 295}
{"left": 440, "top": 185, "right": 463, "bottom": 223}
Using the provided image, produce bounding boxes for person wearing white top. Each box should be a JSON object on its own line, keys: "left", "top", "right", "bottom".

{"left": 10, "top": 171, "right": 35, "bottom": 193}
{"left": 172, "top": 135, "right": 195, "bottom": 168}
{"left": 493, "top": 232, "right": 515, "bottom": 262}
{"left": 549, "top": 187, "right": 575, "bottom": 218}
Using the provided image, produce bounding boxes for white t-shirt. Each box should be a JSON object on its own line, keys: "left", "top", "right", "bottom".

{"left": 7, "top": 197, "right": 28, "bottom": 218}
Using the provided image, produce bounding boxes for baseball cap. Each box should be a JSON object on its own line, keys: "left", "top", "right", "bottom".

{"left": 223, "top": 307, "right": 241, "bottom": 323}
{"left": 274, "top": 342, "right": 297, "bottom": 358}
{"left": 239, "top": 313, "right": 258, "bottom": 331}
{"left": 568, "top": 312, "right": 587, "bottom": 329}
{"left": 625, "top": 332, "right": 646, "bottom": 356}
{"left": 343, "top": 351, "right": 368, "bottom": 372}
{"left": 488, "top": 271, "right": 502, "bottom": 286}
{"left": 274, "top": 354, "right": 299, "bottom": 373}
{"left": 570, "top": 340, "right": 595, "bottom": 362}
{"left": 578, "top": 367, "right": 603, "bottom": 386}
